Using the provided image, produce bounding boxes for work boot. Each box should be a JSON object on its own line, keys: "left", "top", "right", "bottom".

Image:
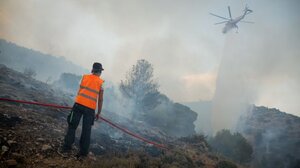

{"left": 58, "top": 146, "right": 71, "bottom": 157}
{"left": 75, "top": 153, "right": 87, "bottom": 161}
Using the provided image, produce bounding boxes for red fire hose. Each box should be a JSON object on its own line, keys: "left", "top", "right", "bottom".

{"left": 0, "top": 97, "right": 168, "bottom": 150}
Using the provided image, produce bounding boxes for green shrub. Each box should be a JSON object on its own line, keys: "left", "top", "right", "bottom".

{"left": 210, "top": 129, "right": 253, "bottom": 164}
{"left": 216, "top": 160, "right": 238, "bottom": 168}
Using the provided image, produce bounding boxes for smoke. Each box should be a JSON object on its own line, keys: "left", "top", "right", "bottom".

{"left": 211, "top": 0, "right": 300, "bottom": 132}
{"left": 103, "top": 82, "right": 136, "bottom": 120}
{"left": 0, "top": 0, "right": 216, "bottom": 103}
{"left": 1, "top": 0, "right": 300, "bottom": 135}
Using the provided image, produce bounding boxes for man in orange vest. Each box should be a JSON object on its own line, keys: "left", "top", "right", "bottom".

{"left": 62, "top": 62, "right": 104, "bottom": 158}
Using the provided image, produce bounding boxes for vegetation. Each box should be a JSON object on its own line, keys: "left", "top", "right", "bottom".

{"left": 216, "top": 160, "right": 238, "bottom": 168}
{"left": 120, "top": 59, "right": 160, "bottom": 120}
{"left": 119, "top": 59, "right": 197, "bottom": 137}
{"left": 209, "top": 129, "right": 253, "bottom": 164}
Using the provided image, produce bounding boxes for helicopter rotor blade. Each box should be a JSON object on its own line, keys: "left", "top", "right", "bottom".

{"left": 240, "top": 21, "right": 254, "bottom": 24}
{"left": 214, "top": 21, "right": 228, "bottom": 25}
{"left": 209, "top": 13, "right": 230, "bottom": 20}
{"left": 228, "top": 6, "right": 232, "bottom": 20}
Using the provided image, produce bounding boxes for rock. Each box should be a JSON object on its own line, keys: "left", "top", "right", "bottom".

{"left": 36, "top": 153, "right": 44, "bottom": 159}
{"left": 49, "top": 163, "right": 58, "bottom": 167}
{"left": 7, "top": 140, "right": 18, "bottom": 150}
{"left": 43, "top": 159, "right": 56, "bottom": 165}
{"left": 53, "top": 129, "right": 62, "bottom": 133}
{"left": 42, "top": 144, "right": 51, "bottom": 151}
{"left": 12, "top": 152, "right": 25, "bottom": 162}
{"left": 1, "top": 145, "right": 9, "bottom": 155}
{"left": 7, "top": 140, "right": 17, "bottom": 145}
{"left": 37, "top": 138, "right": 45, "bottom": 142}
{"left": 5, "top": 159, "right": 18, "bottom": 166}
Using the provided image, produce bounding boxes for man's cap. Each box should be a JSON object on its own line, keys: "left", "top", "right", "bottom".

{"left": 92, "top": 62, "right": 104, "bottom": 71}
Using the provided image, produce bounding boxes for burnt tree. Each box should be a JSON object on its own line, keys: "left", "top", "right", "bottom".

{"left": 120, "top": 59, "right": 160, "bottom": 120}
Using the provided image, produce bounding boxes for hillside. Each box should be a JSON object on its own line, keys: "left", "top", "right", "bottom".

{"left": 0, "top": 39, "right": 87, "bottom": 82}
{"left": 237, "top": 106, "right": 300, "bottom": 168}
{"left": 0, "top": 65, "right": 241, "bottom": 167}
{"left": 185, "top": 100, "right": 300, "bottom": 168}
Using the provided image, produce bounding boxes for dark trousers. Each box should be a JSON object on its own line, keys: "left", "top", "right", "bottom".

{"left": 63, "top": 103, "right": 95, "bottom": 156}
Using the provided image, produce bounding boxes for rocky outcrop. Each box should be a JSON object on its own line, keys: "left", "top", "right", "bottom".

{"left": 162, "top": 103, "right": 197, "bottom": 137}
{"left": 145, "top": 97, "right": 198, "bottom": 137}
{"left": 237, "top": 106, "right": 300, "bottom": 168}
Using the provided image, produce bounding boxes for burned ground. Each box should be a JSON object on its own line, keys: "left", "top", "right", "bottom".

{"left": 0, "top": 65, "right": 241, "bottom": 167}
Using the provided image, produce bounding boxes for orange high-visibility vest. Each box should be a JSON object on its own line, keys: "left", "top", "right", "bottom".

{"left": 75, "top": 74, "right": 104, "bottom": 110}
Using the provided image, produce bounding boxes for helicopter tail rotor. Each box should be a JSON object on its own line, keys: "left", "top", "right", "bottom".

{"left": 244, "top": 4, "right": 253, "bottom": 13}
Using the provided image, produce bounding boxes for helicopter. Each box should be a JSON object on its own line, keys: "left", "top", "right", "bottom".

{"left": 210, "top": 5, "right": 254, "bottom": 33}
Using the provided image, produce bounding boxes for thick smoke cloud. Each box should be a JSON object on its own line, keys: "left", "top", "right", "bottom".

{"left": 0, "top": 0, "right": 216, "bottom": 103}
{"left": 0, "top": 0, "right": 299, "bottom": 133}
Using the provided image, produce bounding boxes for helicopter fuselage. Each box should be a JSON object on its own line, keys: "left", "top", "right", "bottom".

{"left": 222, "top": 13, "right": 247, "bottom": 33}
{"left": 211, "top": 6, "right": 253, "bottom": 34}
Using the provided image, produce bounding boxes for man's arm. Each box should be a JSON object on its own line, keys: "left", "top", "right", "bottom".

{"left": 97, "top": 89, "right": 104, "bottom": 115}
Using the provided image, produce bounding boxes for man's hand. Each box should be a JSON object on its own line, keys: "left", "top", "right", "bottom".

{"left": 95, "top": 113, "right": 100, "bottom": 121}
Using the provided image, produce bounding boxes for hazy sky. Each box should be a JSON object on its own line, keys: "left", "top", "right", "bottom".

{"left": 1, "top": 0, "right": 299, "bottom": 116}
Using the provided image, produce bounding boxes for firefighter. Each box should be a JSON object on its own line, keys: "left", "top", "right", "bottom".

{"left": 62, "top": 62, "right": 104, "bottom": 159}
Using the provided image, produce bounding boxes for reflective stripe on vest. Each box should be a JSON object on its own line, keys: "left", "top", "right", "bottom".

{"left": 78, "top": 93, "right": 97, "bottom": 102}
{"left": 80, "top": 85, "right": 100, "bottom": 94}
{"left": 75, "top": 74, "right": 103, "bottom": 110}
